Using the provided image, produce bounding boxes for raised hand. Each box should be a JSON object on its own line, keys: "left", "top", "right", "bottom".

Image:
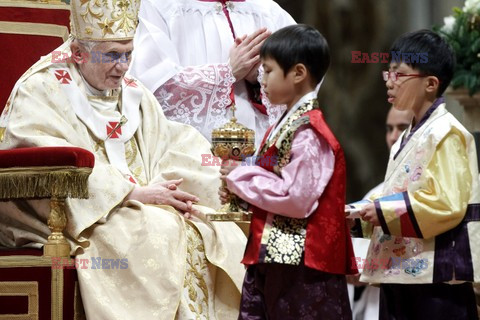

{"left": 229, "top": 28, "right": 271, "bottom": 82}
{"left": 245, "top": 60, "right": 261, "bottom": 84}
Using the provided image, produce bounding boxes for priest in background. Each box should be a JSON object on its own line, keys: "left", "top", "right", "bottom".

{"left": 130, "top": 0, "right": 295, "bottom": 146}
{"left": 0, "top": 0, "right": 246, "bottom": 319}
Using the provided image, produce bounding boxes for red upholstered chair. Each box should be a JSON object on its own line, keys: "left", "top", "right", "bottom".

{"left": 0, "top": 1, "right": 94, "bottom": 319}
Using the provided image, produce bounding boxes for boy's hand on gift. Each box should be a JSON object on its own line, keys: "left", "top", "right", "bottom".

{"left": 218, "top": 186, "right": 230, "bottom": 205}
{"left": 359, "top": 203, "right": 380, "bottom": 226}
{"left": 220, "top": 159, "right": 242, "bottom": 180}
{"left": 218, "top": 159, "right": 242, "bottom": 204}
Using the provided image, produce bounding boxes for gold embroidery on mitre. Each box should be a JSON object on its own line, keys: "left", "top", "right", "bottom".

{"left": 111, "top": 0, "right": 139, "bottom": 35}
{"left": 97, "top": 18, "right": 115, "bottom": 36}
{"left": 71, "top": 0, "right": 140, "bottom": 40}
{"left": 80, "top": 0, "right": 104, "bottom": 26}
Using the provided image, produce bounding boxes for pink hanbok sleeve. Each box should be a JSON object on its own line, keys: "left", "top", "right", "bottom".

{"left": 226, "top": 126, "right": 335, "bottom": 218}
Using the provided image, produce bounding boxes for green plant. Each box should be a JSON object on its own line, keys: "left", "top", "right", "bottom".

{"left": 436, "top": 0, "right": 480, "bottom": 95}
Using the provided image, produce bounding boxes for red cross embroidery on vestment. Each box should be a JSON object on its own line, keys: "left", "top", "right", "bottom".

{"left": 106, "top": 122, "right": 122, "bottom": 139}
{"left": 54, "top": 70, "right": 72, "bottom": 84}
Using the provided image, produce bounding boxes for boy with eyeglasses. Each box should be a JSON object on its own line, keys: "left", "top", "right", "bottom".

{"left": 349, "top": 29, "right": 480, "bottom": 319}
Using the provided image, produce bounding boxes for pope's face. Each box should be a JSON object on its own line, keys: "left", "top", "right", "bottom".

{"left": 76, "top": 40, "right": 133, "bottom": 90}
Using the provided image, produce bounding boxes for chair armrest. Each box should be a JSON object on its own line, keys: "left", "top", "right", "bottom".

{"left": 0, "top": 146, "right": 94, "bottom": 169}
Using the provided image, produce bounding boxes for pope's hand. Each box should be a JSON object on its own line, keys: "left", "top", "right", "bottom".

{"left": 229, "top": 28, "right": 271, "bottom": 82}
{"left": 124, "top": 178, "right": 200, "bottom": 219}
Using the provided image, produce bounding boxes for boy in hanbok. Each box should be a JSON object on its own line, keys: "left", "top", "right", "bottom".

{"left": 352, "top": 29, "right": 480, "bottom": 319}
{"left": 221, "top": 24, "right": 357, "bottom": 319}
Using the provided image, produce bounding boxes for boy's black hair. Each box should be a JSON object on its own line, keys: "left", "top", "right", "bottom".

{"left": 390, "top": 29, "right": 455, "bottom": 97}
{"left": 260, "top": 24, "right": 330, "bottom": 85}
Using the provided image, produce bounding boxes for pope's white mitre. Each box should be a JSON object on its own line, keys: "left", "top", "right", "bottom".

{"left": 70, "top": 0, "right": 140, "bottom": 41}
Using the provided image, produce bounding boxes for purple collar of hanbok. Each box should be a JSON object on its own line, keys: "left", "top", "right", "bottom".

{"left": 393, "top": 96, "right": 445, "bottom": 160}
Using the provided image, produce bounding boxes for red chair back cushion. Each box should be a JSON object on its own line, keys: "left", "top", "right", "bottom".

{"left": 0, "top": 4, "right": 70, "bottom": 111}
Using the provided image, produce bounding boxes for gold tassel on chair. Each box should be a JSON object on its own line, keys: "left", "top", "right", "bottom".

{"left": 0, "top": 166, "right": 91, "bottom": 199}
{"left": 0, "top": 165, "right": 92, "bottom": 257}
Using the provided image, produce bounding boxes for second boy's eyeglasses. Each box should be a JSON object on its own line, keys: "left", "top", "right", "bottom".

{"left": 382, "top": 71, "right": 429, "bottom": 82}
